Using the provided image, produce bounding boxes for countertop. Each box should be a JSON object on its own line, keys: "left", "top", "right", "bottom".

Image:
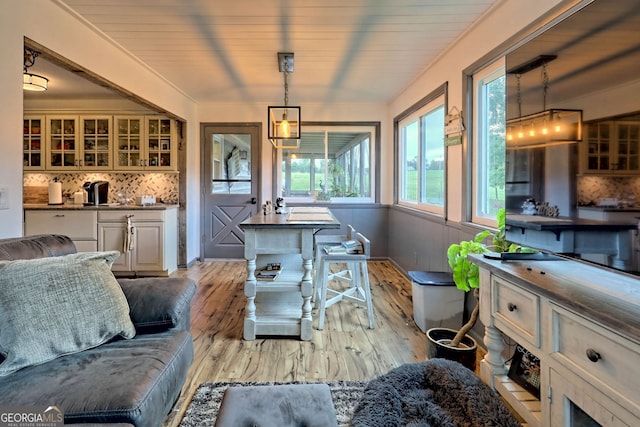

{"left": 24, "top": 203, "right": 179, "bottom": 210}
{"left": 240, "top": 207, "right": 340, "bottom": 230}
{"left": 506, "top": 213, "right": 638, "bottom": 231}
{"left": 577, "top": 205, "right": 640, "bottom": 212}
{"left": 469, "top": 253, "right": 640, "bottom": 345}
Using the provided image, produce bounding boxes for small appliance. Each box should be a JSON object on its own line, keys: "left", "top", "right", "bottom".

{"left": 83, "top": 181, "right": 109, "bottom": 206}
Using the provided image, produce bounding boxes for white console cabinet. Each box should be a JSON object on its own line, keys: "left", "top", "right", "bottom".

{"left": 472, "top": 254, "right": 640, "bottom": 427}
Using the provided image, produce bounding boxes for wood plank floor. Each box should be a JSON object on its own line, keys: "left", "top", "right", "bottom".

{"left": 162, "top": 259, "right": 428, "bottom": 426}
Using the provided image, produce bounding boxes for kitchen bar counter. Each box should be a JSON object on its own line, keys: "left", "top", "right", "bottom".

{"left": 24, "top": 203, "right": 178, "bottom": 210}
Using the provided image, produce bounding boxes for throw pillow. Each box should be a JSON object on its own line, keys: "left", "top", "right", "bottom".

{"left": 0, "top": 251, "right": 136, "bottom": 376}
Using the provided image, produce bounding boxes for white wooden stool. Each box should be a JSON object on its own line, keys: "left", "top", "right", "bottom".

{"left": 316, "top": 232, "right": 374, "bottom": 330}
{"left": 312, "top": 224, "right": 356, "bottom": 304}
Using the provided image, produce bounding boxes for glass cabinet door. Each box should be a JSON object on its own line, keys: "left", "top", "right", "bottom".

{"left": 47, "top": 116, "right": 78, "bottom": 170}
{"left": 146, "top": 117, "right": 173, "bottom": 169}
{"left": 23, "top": 116, "right": 44, "bottom": 170}
{"left": 115, "top": 116, "right": 143, "bottom": 170}
{"left": 586, "top": 122, "right": 611, "bottom": 172}
{"left": 615, "top": 122, "right": 640, "bottom": 172}
{"left": 81, "top": 117, "right": 112, "bottom": 169}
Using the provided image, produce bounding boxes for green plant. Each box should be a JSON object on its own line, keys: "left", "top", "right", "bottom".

{"left": 446, "top": 208, "right": 534, "bottom": 347}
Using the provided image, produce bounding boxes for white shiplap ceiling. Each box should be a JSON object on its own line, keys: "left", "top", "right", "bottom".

{"left": 28, "top": 0, "right": 497, "bottom": 105}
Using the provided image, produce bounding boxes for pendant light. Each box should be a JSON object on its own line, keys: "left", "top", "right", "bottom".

{"left": 23, "top": 47, "right": 49, "bottom": 92}
{"left": 506, "top": 55, "right": 582, "bottom": 149}
{"left": 268, "top": 52, "right": 301, "bottom": 149}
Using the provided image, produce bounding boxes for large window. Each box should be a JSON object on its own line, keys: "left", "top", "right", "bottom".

{"left": 473, "top": 60, "right": 506, "bottom": 226}
{"left": 396, "top": 86, "right": 446, "bottom": 214}
{"left": 278, "top": 123, "right": 377, "bottom": 203}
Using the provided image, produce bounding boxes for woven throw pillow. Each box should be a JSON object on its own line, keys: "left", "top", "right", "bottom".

{"left": 0, "top": 251, "right": 136, "bottom": 376}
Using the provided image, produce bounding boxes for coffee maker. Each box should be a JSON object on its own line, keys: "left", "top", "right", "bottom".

{"left": 83, "top": 181, "right": 109, "bottom": 206}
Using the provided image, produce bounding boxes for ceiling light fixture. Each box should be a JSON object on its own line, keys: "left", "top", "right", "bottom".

{"left": 23, "top": 47, "right": 48, "bottom": 91}
{"left": 506, "top": 55, "right": 582, "bottom": 149}
{"left": 268, "top": 52, "right": 301, "bottom": 149}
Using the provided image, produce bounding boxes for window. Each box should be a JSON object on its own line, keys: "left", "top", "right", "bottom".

{"left": 473, "top": 59, "right": 506, "bottom": 226}
{"left": 277, "top": 123, "right": 377, "bottom": 203}
{"left": 396, "top": 85, "right": 446, "bottom": 214}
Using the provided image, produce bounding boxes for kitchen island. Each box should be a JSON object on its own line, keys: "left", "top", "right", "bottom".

{"left": 239, "top": 207, "right": 340, "bottom": 341}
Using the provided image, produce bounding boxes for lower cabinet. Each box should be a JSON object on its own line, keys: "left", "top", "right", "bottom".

{"left": 98, "top": 208, "right": 177, "bottom": 276}
{"left": 475, "top": 256, "right": 640, "bottom": 427}
{"left": 24, "top": 209, "right": 97, "bottom": 251}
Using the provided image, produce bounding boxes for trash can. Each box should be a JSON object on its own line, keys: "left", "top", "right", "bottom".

{"left": 409, "top": 271, "right": 465, "bottom": 333}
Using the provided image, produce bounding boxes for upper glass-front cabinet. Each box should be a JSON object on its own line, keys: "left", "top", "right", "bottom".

{"left": 23, "top": 115, "right": 44, "bottom": 170}
{"left": 116, "top": 116, "right": 175, "bottom": 170}
{"left": 583, "top": 121, "right": 640, "bottom": 174}
{"left": 46, "top": 116, "right": 79, "bottom": 170}
{"left": 81, "top": 117, "right": 112, "bottom": 169}
{"left": 145, "top": 117, "right": 174, "bottom": 169}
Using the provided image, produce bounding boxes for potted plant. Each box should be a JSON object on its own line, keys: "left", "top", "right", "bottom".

{"left": 426, "top": 208, "right": 533, "bottom": 370}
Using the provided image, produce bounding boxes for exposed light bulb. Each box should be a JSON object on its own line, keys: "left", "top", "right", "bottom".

{"left": 280, "top": 116, "right": 290, "bottom": 138}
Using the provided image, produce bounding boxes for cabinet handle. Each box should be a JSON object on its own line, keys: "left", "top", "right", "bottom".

{"left": 54, "top": 214, "right": 65, "bottom": 217}
{"left": 507, "top": 302, "right": 517, "bottom": 312}
{"left": 586, "top": 348, "right": 601, "bottom": 363}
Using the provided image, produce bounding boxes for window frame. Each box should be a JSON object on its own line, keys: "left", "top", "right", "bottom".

{"left": 273, "top": 121, "right": 380, "bottom": 204}
{"left": 393, "top": 82, "right": 448, "bottom": 216}
{"left": 472, "top": 58, "right": 506, "bottom": 227}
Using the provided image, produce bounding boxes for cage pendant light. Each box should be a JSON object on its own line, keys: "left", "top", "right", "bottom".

{"left": 268, "top": 52, "right": 301, "bottom": 149}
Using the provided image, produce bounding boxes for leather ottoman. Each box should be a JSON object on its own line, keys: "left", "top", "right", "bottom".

{"left": 214, "top": 383, "right": 338, "bottom": 427}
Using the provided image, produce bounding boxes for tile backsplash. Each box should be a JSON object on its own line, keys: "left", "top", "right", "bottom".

{"left": 577, "top": 176, "right": 640, "bottom": 205}
{"left": 24, "top": 172, "right": 179, "bottom": 204}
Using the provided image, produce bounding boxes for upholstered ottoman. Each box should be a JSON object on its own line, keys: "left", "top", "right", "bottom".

{"left": 214, "top": 383, "right": 338, "bottom": 427}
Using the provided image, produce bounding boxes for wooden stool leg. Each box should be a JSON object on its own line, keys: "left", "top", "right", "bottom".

{"left": 361, "top": 261, "right": 375, "bottom": 329}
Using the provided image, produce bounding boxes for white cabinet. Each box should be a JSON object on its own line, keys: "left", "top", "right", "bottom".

{"left": 97, "top": 208, "right": 178, "bottom": 276}
{"left": 582, "top": 121, "right": 640, "bottom": 175}
{"left": 80, "top": 116, "right": 112, "bottom": 169}
{"left": 475, "top": 255, "right": 640, "bottom": 427}
{"left": 23, "top": 114, "right": 176, "bottom": 171}
{"left": 24, "top": 209, "right": 98, "bottom": 252}
{"left": 114, "top": 116, "right": 176, "bottom": 170}
{"left": 23, "top": 115, "right": 45, "bottom": 170}
{"left": 46, "top": 115, "right": 80, "bottom": 170}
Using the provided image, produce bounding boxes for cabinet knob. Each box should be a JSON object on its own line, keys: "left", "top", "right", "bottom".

{"left": 507, "top": 302, "right": 517, "bottom": 312}
{"left": 586, "top": 348, "right": 601, "bottom": 363}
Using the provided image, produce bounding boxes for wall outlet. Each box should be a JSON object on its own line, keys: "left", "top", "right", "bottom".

{"left": 0, "top": 187, "right": 9, "bottom": 210}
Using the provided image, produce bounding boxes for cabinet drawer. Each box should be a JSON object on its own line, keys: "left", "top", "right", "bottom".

{"left": 491, "top": 276, "right": 540, "bottom": 348}
{"left": 98, "top": 210, "right": 164, "bottom": 222}
{"left": 550, "top": 304, "right": 640, "bottom": 411}
{"left": 25, "top": 210, "right": 97, "bottom": 240}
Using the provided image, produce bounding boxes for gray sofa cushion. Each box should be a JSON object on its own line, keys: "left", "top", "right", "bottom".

{"left": 0, "top": 329, "right": 193, "bottom": 426}
{"left": 0, "top": 251, "right": 136, "bottom": 376}
{"left": 118, "top": 277, "right": 197, "bottom": 334}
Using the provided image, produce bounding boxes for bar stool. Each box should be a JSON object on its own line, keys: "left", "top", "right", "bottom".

{"left": 312, "top": 224, "right": 356, "bottom": 303}
{"left": 315, "top": 232, "right": 375, "bottom": 330}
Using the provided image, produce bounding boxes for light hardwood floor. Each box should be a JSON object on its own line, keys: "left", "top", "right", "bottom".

{"left": 162, "top": 259, "right": 428, "bottom": 426}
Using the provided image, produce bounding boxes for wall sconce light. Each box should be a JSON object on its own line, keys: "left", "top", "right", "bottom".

{"left": 268, "top": 52, "right": 301, "bottom": 149}
{"left": 506, "top": 55, "right": 582, "bottom": 149}
{"left": 23, "top": 47, "right": 48, "bottom": 91}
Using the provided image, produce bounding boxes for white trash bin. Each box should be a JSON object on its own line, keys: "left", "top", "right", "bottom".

{"left": 409, "top": 271, "right": 465, "bottom": 333}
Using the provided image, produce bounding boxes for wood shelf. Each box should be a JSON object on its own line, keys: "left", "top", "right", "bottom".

{"left": 494, "top": 374, "right": 541, "bottom": 427}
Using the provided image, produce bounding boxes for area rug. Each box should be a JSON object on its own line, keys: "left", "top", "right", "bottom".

{"left": 179, "top": 380, "right": 366, "bottom": 427}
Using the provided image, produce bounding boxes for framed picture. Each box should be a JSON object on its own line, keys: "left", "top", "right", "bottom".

{"left": 508, "top": 344, "right": 541, "bottom": 398}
